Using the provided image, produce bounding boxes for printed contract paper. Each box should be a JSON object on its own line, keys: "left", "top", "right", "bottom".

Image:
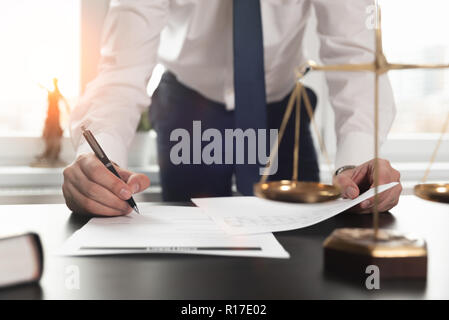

{"left": 58, "top": 205, "right": 289, "bottom": 259}
{"left": 193, "top": 183, "right": 398, "bottom": 235}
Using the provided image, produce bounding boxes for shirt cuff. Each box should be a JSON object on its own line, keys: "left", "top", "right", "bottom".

{"left": 335, "top": 132, "right": 375, "bottom": 169}
{"left": 75, "top": 132, "right": 128, "bottom": 168}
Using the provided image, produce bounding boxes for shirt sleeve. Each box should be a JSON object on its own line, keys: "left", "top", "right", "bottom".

{"left": 312, "top": 0, "right": 396, "bottom": 168}
{"left": 70, "top": 0, "right": 169, "bottom": 168}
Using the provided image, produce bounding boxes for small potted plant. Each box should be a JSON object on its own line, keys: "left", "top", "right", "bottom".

{"left": 128, "top": 109, "right": 156, "bottom": 167}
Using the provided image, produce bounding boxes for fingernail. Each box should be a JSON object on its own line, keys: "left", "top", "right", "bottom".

{"left": 119, "top": 188, "right": 132, "bottom": 199}
{"left": 361, "top": 200, "right": 371, "bottom": 209}
{"left": 132, "top": 183, "right": 139, "bottom": 194}
{"left": 346, "top": 187, "right": 358, "bottom": 198}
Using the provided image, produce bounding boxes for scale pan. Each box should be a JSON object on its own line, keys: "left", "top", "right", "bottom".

{"left": 414, "top": 183, "right": 449, "bottom": 203}
{"left": 254, "top": 180, "right": 341, "bottom": 203}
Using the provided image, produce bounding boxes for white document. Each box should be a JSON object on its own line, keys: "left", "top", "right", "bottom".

{"left": 192, "top": 182, "right": 398, "bottom": 235}
{"left": 58, "top": 205, "right": 289, "bottom": 259}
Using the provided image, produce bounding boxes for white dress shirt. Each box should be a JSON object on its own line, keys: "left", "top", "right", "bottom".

{"left": 71, "top": 0, "right": 395, "bottom": 170}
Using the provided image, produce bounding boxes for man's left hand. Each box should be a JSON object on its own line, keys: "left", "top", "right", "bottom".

{"left": 333, "top": 159, "right": 402, "bottom": 214}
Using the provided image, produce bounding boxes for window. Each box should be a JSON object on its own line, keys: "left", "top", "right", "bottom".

{"left": 308, "top": 0, "right": 449, "bottom": 185}
{"left": 0, "top": 0, "right": 80, "bottom": 136}
{"left": 381, "top": 0, "right": 449, "bottom": 134}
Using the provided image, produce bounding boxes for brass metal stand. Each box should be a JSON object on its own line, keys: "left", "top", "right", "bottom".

{"left": 254, "top": 76, "right": 340, "bottom": 203}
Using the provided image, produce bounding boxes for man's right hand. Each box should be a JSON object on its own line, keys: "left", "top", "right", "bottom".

{"left": 62, "top": 153, "right": 150, "bottom": 216}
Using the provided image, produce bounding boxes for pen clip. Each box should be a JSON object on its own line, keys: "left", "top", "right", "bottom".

{"left": 82, "top": 127, "right": 106, "bottom": 159}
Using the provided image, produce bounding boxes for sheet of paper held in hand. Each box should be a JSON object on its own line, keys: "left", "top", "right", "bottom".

{"left": 192, "top": 183, "right": 399, "bottom": 235}
{"left": 58, "top": 205, "right": 289, "bottom": 259}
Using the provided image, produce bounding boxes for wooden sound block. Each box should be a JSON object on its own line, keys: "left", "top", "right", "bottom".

{"left": 323, "top": 228, "right": 427, "bottom": 279}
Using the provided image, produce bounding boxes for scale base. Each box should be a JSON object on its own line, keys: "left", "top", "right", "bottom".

{"left": 323, "top": 228, "right": 427, "bottom": 279}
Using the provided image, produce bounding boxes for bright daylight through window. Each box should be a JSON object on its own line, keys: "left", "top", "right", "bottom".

{"left": 0, "top": 0, "right": 80, "bottom": 136}
{"left": 382, "top": 0, "right": 449, "bottom": 133}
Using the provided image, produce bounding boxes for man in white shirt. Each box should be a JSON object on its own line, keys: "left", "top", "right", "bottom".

{"left": 63, "top": 0, "right": 402, "bottom": 216}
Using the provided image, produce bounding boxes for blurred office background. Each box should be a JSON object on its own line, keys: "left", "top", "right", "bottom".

{"left": 0, "top": 0, "right": 448, "bottom": 204}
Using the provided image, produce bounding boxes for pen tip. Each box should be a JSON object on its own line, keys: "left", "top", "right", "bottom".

{"left": 134, "top": 207, "right": 140, "bottom": 214}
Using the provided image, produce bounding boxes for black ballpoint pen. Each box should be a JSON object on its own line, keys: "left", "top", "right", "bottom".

{"left": 81, "top": 126, "right": 140, "bottom": 214}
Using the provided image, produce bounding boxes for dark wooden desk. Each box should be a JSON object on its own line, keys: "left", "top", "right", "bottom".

{"left": 0, "top": 196, "right": 448, "bottom": 299}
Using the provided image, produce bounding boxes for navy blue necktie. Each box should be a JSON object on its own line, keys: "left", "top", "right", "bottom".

{"left": 233, "top": 0, "right": 267, "bottom": 195}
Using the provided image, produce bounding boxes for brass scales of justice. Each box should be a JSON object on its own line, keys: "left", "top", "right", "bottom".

{"left": 254, "top": 3, "right": 449, "bottom": 279}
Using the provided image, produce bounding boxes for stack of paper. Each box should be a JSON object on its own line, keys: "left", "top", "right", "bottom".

{"left": 59, "top": 183, "right": 397, "bottom": 259}
{"left": 58, "top": 205, "right": 290, "bottom": 259}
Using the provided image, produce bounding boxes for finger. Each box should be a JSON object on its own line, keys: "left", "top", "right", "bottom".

{"left": 65, "top": 181, "right": 129, "bottom": 216}
{"left": 69, "top": 167, "right": 131, "bottom": 213}
{"left": 377, "top": 160, "right": 397, "bottom": 184}
{"left": 115, "top": 165, "right": 132, "bottom": 181}
{"left": 351, "top": 199, "right": 389, "bottom": 214}
{"left": 78, "top": 156, "right": 133, "bottom": 201}
{"left": 63, "top": 182, "right": 78, "bottom": 213}
{"left": 115, "top": 167, "right": 150, "bottom": 194}
{"left": 376, "top": 184, "right": 402, "bottom": 212}
{"left": 128, "top": 173, "right": 150, "bottom": 194}
{"left": 357, "top": 208, "right": 373, "bottom": 214}
{"left": 359, "top": 189, "right": 391, "bottom": 210}
{"left": 360, "top": 184, "right": 402, "bottom": 211}
{"left": 334, "top": 172, "right": 360, "bottom": 199}
{"left": 360, "top": 161, "right": 400, "bottom": 209}
{"left": 350, "top": 163, "right": 370, "bottom": 186}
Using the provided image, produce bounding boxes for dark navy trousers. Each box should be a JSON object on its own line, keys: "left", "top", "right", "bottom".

{"left": 149, "top": 71, "right": 319, "bottom": 201}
